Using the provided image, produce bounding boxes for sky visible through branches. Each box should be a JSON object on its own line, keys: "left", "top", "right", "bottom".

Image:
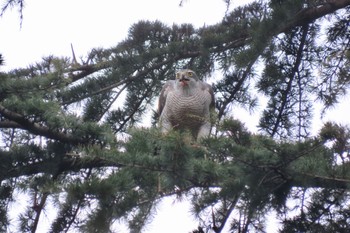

{"left": 1, "top": 0, "right": 350, "bottom": 232}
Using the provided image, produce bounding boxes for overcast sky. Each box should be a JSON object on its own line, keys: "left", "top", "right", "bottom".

{"left": 1, "top": 0, "right": 350, "bottom": 232}
{"left": 0, "top": 0, "right": 250, "bottom": 71}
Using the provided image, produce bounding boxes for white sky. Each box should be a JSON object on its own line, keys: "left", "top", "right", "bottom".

{"left": 0, "top": 0, "right": 248, "bottom": 70}
{"left": 1, "top": 0, "right": 350, "bottom": 232}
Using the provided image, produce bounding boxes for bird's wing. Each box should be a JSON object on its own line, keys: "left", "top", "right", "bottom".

{"left": 201, "top": 81, "right": 215, "bottom": 109}
{"left": 158, "top": 80, "right": 175, "bottom": 116}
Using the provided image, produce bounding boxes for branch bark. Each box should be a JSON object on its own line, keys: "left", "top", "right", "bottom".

{"left": 290, "top": 171, "right": 350, "bottom": 189}
{"left": 0, "top": 104, "right": 87, "bottom": 145}
{"left": 278, "top": 0, "right": 350, "bottom": 34}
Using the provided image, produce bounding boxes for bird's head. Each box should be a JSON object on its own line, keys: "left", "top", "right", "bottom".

{"left": 175, "top": 69, "right": 198, "bottom": 88}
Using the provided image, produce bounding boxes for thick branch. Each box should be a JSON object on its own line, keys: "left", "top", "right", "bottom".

{"left": 278, "top": 0, "right": 350, "bottom": 33}
{"left": 0, "top": 105, "right": 86, "bottom": 145}
{"left": 1, "top": 154, "right": 121, "bottom": 181}
{"left": 0, "top": 120, "right": 21, "bottom": 128}
{"left": 290, "top": 171, "right": 350, "bottom": 189}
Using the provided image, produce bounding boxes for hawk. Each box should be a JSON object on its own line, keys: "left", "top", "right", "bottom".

{"left": 158, "top": 69, "right": 215, "bottom": 140}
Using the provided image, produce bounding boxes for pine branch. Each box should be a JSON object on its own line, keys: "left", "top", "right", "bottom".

{"left": 291, "top": 171, "right": 350, "bottom": 189}
{"left": 214, "top": 196, "right": 239, "bottom": 233}
{"left": 217, "top": 61, "right": 255, "bottom": 120}
{"left": 0, "top": 120, "right": 21, "bottom": 128}
{"left": 31, "top": 192, "right": 48, "bottom": 233}
{"left": 0, "top": 0, "right": 25, "bottom": 27}
{"left": 59, "top": 1, "right": 350, "bottom": 111}
{"left": 114, "top": 85, "right": 153, "bottom": 132}
{"left": 2, "top": 151, "right": 177, "bottom": 181}
{"left": 51, "top": 169, "right": 92, "bottom": 233}
{"left": 278, "top": 0, "right": 350, "bottom": 33}
{"left": 68, "top": 62, "right": 111, "bottom": 83}
{"left": 2, "top": 155, "right": 115, "bottom": 180}
{"left": 0, "top": 104, "right": 86, "bottom": 144}
{"left": 270, "top": 25, "right": 309, "bottom": 137}
{"left": 61, "top": 56, "right": 172, "bottom": 105}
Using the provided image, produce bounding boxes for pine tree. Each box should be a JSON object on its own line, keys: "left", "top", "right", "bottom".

{"left": 1, "top": 0, "right": 350, "bottom": 232}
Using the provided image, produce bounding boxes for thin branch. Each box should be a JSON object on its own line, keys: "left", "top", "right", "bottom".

{"left": 114, "top": 83, "right": 154, "bottom": 132}
{"left": 217, "top": 60, "right": 255, "bottom": 120}
{"left": 214, "top": 196, "right": 239, "bottom": 233}
{"left": 62, "top": 168, "right": 92, "bottom": 233}
{"left": 97, "top": 84, "right": 128, "bottom": 121}
{"left": 0, "top": 0, "right": 25, "bottom": 28}
{"left": 270, "top": 24, "right": 309, "bottom": 137}
{"left": 31, "top": 192, "right": 49, "bottom": 233}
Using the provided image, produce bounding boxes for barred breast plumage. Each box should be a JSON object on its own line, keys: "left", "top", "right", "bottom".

{"left": 158, "top": 69, "right": 215, "bottom": 140}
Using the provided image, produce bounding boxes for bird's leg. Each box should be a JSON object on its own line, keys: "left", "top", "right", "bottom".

{"left": 159, "top": 117, "right": 172, "bottom": 134}
{"left": 196, "top": 122, "right": 211, "bottom": 141}
{"left": 189, "top": 122, "right": 210, "bottom": 159}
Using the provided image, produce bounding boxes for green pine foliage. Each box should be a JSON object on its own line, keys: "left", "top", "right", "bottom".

{"left": 1, "top": 0, "right": 350, "bottom": 232}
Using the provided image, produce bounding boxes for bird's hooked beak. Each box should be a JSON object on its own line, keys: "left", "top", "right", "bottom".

{"left": 176, "top": 73, "right": 190, "bottom": 86}
{"left": 179, "top": 76, "right": 190, "bottom": 82}
{"left": 179, "top": 78, "right": 190, "bottom": 86}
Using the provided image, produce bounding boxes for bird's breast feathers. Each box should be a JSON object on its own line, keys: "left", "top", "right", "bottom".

{"left": 165, "top": 89, "right": 211, "bottom": 122}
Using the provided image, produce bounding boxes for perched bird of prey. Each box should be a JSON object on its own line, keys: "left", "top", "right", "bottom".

{"left": 158, "top": 69, "right": 215, "bottom": 140}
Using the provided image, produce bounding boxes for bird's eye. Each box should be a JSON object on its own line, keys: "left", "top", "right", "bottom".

{"left": 176, "top": 73, "right": 180, "bottom": 79}
{"left": 187, "top": 72, "right": 193, "bottom": 77}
